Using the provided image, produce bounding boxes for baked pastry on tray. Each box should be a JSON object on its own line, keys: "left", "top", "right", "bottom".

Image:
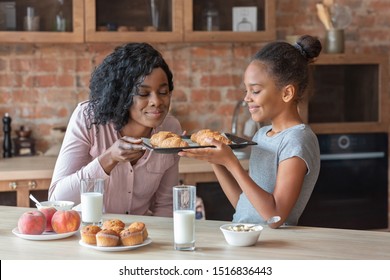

{"left": 191, "top": 129, "right": 232, "bottom": 146}
{"left": 150, "top": 131, "right": 189, "bottom": 148}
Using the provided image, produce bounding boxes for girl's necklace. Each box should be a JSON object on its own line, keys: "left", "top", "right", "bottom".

{"left": 267, "top": 129, "right": 281, "bottom": 136}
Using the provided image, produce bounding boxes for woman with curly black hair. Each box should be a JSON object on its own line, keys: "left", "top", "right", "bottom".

{"left": 49, "top": 43, "right": 182, "bottom": 217}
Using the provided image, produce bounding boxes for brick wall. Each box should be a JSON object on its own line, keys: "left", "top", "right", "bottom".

{"left": 1, "top": 0, "right": 390, "bottom": 153}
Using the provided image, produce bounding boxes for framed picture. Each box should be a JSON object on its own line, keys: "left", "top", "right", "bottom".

{"left": 232, "top": 6, "right": 257, "bottom": 32}
{"left": 0, "top": 2, "right": 16, "bottom": 31}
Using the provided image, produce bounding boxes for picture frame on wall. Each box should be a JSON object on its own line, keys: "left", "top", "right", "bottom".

{"left": 232, "top": 6, "right": 257, "bottom": 32}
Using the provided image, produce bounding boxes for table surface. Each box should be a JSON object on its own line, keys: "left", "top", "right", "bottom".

{"left": 2, "top": 206, "right": 390, "bottom": 260}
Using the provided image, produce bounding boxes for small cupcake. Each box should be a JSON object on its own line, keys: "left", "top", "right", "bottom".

{"left": 80, "top": 225, "right": 101, "bottom": 245}
{"left": 102, "top": 219, "right": 125, "bottom": 234}
{"left": 96, "top": 229, "right": 120, "bottom": 247}
{"left": 120, "top": 222, "right": 148, "bottom": 246}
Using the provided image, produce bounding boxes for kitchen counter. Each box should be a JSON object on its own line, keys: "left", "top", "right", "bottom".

{"left": 1, "top": 205, "right": 390, "bottom": 260}
{"left": 0, "top": 156, "right": 249, "bottom": 184}
{"left": 0, "top": 156, "right": 57, "bottom": 181}
{"left": 0, "top": 156, "right": 248, "bottom": 207}
{"left": 0, "top": 155, "right": 248, "bottom": 182}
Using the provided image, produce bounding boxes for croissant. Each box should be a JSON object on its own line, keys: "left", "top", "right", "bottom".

{"left": 190, "top": 129, "right": 212, "bottom": 143}
{"left": 213, "top": 134, "right": 232, "bottom": 145}
{"left": 150, "top": 131, "right": 189, "bottom": 148}
{"left": 150, "top": 131, "right": 177, "bottom": 146}
{"left": 191, "top": 129, "right": 232, "bottom": 146}
{"left": 160, "top": 136, "right": 189, "bottom": 148}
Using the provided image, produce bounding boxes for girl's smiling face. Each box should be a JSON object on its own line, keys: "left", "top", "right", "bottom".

{"left": 243, "top": 61, "right": 286, "bottom": 123}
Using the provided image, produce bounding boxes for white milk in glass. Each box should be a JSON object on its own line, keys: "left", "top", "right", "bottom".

{"left": 174, "top": 210, "right": 195, "bottom": 244}
{"left": 81, "top": 192, "right": 103, "bottom": 223}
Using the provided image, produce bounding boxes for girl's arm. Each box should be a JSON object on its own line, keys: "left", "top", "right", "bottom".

{"left": 179, "top": 138, "right": 308, "bottom": 228}
{"left": 211, "top": 163, "right": 242, "bottom": 208}
{"left": 226, "top": 156, "right": 307, "bottom": 228}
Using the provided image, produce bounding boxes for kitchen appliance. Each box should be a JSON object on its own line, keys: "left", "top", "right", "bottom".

{"left": 299, "top": 132, "right": 388, "bottom": 230}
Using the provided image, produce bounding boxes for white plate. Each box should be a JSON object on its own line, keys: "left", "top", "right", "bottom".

{"left": 79, "top": 237, "right": 152, "bottom": 252}
{"left": 12, "top": 228, "right": 78, "bottom": 241}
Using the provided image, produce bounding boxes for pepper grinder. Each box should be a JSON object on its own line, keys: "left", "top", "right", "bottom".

{"left": 2, "top": 112, "right": 12, "bottom": 158}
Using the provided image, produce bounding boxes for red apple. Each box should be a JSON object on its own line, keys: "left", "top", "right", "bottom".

{"left": 40, "top": 207, "right": 57, "bottom": 232}
{"left": 17, "top": 210, "right": 46, "bottom": 235}
{"left": 52, "top": 210, "right": 81, "bottom": 234}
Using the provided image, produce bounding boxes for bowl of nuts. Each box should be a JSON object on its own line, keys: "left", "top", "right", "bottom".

{"left": 220, "top": 223, "right": 263, "bottom": 246}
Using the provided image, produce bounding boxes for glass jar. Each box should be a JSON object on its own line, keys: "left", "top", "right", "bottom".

{"left": 202, "top": 3, "right": 219, "bottom": 31}
{"left": 55, "top": 0, "right": 66, "bottom": 32}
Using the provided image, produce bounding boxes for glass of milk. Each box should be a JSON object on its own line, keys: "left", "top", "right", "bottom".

{"left": 173, "top": 185, "right": 196, "bottom": 251}
{"left": 80, "top": 178, "right": 105, "bottom": 226}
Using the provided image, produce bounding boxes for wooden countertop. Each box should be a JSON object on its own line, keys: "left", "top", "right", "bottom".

{"left": 0, "top": 156, "right": 249, "bottom": 180}
{"left": 1, "top": 206, "right": 390, "bottom": 260}
{"left": 0, "top": 156, "right": 57, "bottom": 180}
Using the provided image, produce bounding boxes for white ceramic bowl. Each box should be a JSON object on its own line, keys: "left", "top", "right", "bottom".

{"left": 220, "top": 223, "right": 263, "bottom": 246}
{"left": 37, "top": 201, "right": 74, "bottom": 211}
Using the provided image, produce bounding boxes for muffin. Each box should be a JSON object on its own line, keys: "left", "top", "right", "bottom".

{"left": 96, "top": 229, "right": 120, "bottom": 247}
{"left": 120, "top": 222, "right": 148, "bottom": 246}
{"left": 102, "top": 219, "right": 125, "bottom": 234}
{"left": 80, "top": 225, "right": 101, "bottom": 245}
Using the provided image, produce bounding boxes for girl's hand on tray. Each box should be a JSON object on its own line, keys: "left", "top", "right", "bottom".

{"left": 178, "top": 137, "right": 238, "bottom": 166}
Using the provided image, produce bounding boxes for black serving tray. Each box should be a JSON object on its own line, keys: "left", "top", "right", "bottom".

{"left": 142, "top": 133, "right": 257, "bottom": 154}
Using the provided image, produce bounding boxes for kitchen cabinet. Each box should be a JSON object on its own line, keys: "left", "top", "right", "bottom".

{"left": 0, "top": 178, "right": 50, "bottom": 207}
{"left": 86, "top": 0, "right": 275, "bottom": 43}
{"left": 0, "top": 156, "right": 55, "bottom": 207}
{"left": 1, "top": 0, "right": 276, "bottom": 43}
{"left": 183, "top": 0, "right": 276, "bottom": 42}
{"left": 0, "top": 0, "right": 84, "bottom": 43}
{"left": 84, "top": 0, "right": 184, "bottom": 43}
{"left": 299, "top": 54, "right": 389, "bottom": 134}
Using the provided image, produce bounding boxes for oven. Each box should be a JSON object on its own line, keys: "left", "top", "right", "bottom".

{"left": 298, "top": 132, "right": 388, "bottom": 230}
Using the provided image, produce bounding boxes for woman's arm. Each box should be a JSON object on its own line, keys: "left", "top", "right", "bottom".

{"left": 48, "top": 105, "right": 109, "bottom": 203}
{"left": 98, "top": 136, "right": 145, "bottom": 174}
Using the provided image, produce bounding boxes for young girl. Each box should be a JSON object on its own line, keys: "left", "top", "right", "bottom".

{"left": 179, "top": 35, "right": 322, "bottom": 228}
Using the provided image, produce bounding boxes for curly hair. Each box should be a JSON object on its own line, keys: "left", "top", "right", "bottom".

{"left": 252, "top": 35, "right": 322, "bottom": 103}
{"left": 85, "top": 42, "right": 174, "bottom": 131}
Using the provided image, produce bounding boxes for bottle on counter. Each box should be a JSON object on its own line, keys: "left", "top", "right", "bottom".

{"left": 2, "top": 112, "right": 12, "bottom": 158}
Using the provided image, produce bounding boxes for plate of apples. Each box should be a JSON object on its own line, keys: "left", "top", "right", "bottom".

{"left": 13, "top": 208, "right": 80, "bottom": 241}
